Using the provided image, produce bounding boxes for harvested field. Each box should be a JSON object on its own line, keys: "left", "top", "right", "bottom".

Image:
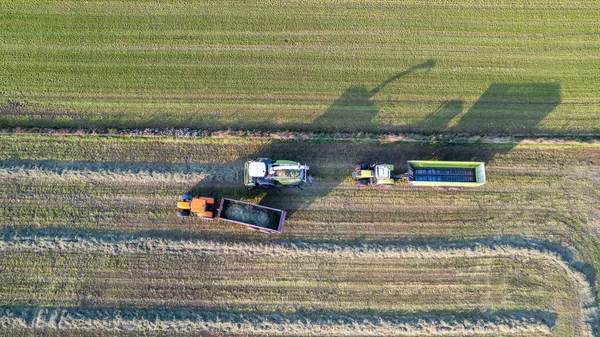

{"left": 0, "top": 135, "right": 598, "bottom": 336}
{"left": 0, "top": 231, "right": 595, "bottom": 335}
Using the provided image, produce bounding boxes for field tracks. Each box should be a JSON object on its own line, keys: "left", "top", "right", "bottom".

{"left": 0, "top": 160, "right": 234, "bottom": 185}
{"left": 0, "top": 230, "right": 597, "bottom": 335}
{"left": 1, "top": 129, "right": 599, "bottom": 145}
{"left": 0, "top": 306, "right": 554, "bottom": 335}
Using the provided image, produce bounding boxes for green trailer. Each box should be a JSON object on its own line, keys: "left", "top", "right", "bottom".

{"left": 407, "top": 161, "right": 486, "bottom": 187}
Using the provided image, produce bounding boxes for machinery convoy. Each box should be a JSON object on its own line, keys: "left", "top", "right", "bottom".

{"left": 179, "top": 158, "right": 486, "bottom": 233}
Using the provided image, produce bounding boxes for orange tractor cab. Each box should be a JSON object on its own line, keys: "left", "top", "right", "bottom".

{"left": 177, "top": 195, "right": 217, "bottom": 218}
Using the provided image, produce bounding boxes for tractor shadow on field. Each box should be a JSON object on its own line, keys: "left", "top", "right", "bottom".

{"left": 186, "top": 60, "right": 437, "bottom": 218}
{"left": 412, "top": 99, "right": 464, "bottom": 133}
{"left": 185, "top": 67, "right": 562, "bottom": 225}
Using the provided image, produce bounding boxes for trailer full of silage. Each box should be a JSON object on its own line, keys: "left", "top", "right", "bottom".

{"left": 407, "top": 161, "right": 486, "bottom": 187}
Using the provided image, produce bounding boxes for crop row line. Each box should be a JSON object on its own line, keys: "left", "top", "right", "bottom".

{"left": 0, "top": 306, "right": 554, "bottom": 335}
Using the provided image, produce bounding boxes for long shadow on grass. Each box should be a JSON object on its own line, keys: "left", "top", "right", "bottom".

{"left": 186, "top": 60, "right": 437, "bottom": 217}
{"left": 411, "top": 82, "right": 562, "bottom": 165}
{"left": 450, "top": 83, "right": 562, "bottom": 135}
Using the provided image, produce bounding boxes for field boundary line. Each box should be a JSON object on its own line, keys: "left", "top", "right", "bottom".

{"left": 0, "top": 129, "right": 598, "bottom": 146}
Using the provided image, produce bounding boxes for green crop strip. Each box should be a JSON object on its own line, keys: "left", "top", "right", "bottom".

{"left": 1, "top": 1, "right": 599, "bottom": 134}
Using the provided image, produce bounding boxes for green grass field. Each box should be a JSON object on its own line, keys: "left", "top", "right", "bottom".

{"left": 0, "top": 0, "right": 599, "bottom": 336}
{"left": 1, "top": 0, "right": 599, "bottom": 134}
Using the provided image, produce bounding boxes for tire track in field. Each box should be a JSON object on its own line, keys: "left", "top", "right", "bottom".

{"left": 2, "top": 129, "right": 599, "bottom": 144}
{"left": 0, "top": 306, "right": 554, "bottom": 336}
{"left": 0, "top": 160, "right": 241, "bottom": 185}
{"left": 0, "top": 230, "right": 597, "bottom": 336}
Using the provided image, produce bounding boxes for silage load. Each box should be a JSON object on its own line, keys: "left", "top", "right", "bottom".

{"left": 222, "top": 201, "right": 281, "bottom": 230}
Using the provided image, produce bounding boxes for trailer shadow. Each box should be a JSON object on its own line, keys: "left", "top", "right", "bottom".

{"left": 426, "top": 82, "right": 561, "bottom": 164}
{"left": 449, "top": 83, "right": 562, "bottom": 135}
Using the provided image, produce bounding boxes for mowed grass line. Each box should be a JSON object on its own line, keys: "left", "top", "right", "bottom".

{"left": 0, "top": 232, "right": 595, "bottom": 335}
{"left": 0, "top": 306, "right": 555, "bottom": 336}
{"left": 1, "top": 1, "right": 599, "bottom": 134}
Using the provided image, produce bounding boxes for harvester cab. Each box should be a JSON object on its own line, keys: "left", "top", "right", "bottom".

{"left": 353, "top": 163, "right": 395, "bottom": 186}
{"left": 244, "top": 158, "right": 310, "bottom": 189}
{"left": 176, "top": 194, "right": 217, "bottom": 218}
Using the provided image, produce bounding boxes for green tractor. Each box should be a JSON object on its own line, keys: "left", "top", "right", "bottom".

{"left": 244, "top": 158, "right": 310, "bottom": 189}
{"left": 352, "top": 163, "right": 395, "bottom": 187}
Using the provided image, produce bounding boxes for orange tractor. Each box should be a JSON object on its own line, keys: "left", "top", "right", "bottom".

{"left": 177, "top": 195, "right": 217, "bottom": 218}
{"left": 177, "top": 194, "right": 286, "bottom": 233}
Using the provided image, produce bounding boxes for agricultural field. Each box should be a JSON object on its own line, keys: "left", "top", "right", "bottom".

{"left": 0, "top": 0, "right": 599, "bottom": 336}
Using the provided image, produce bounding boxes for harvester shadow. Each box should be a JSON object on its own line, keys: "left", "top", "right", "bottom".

{"left": 255, "top": 60, "right": 437, "bottom": 216}
{"left": 311, "top": 59, "right": 436, "bottom": 133}
{"left": 186, "top": 60, "right": 437, "bottom": 219}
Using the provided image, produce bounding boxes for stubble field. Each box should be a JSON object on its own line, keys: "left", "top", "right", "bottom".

{"left": 0, "top": 1, "right": 599, "bottom": 336}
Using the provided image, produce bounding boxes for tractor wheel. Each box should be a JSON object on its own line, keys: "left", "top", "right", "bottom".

{"left": 356, "top": 179, "right": 369, "bottom": 187}
{"left": 177, "top": 210, "right": 191, "bottom": 217}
